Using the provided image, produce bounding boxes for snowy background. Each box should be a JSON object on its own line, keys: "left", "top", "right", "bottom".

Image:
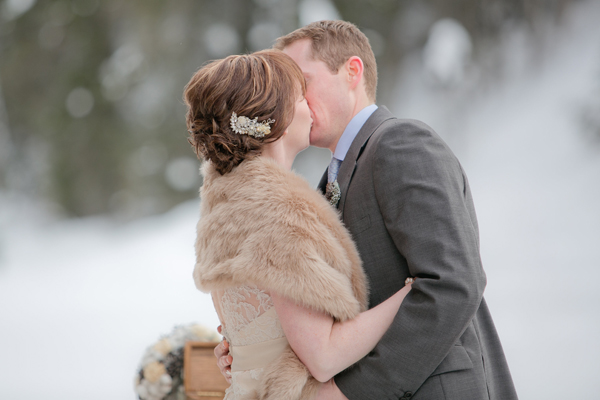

{"left": 397, "top": 2, "right": 600, "bottom": 397}
{"left": 2, "top": 0, "right": 600, "bottom": 399}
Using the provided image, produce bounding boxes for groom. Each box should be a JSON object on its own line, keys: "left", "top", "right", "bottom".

{"left": 218, "top": 20, "right": 518, "bottom": 399}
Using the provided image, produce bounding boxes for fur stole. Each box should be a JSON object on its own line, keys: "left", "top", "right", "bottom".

{"left": 194, "top": 156, "right": 368, "bottom": 319}
{"left": 193, "top": 156, "right": 368, "bottom": 399}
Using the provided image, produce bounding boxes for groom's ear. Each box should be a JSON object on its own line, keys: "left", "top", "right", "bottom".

{"left": 345, "top": 56, "right": 364, "bottom": 90}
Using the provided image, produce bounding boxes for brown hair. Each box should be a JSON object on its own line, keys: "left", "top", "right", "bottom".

{"left": 274, "top": 20, "right": 377, "bottom": 102}
{"left": 184, "top": 50, "right": 306, "bottom": 175}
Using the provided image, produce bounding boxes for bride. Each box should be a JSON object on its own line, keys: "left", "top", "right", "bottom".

{"left": 184, "top": 50, "right": 413, "bottom": 400}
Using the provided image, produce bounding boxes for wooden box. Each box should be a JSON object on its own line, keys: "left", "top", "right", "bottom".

{"left": 184, "top": 341, "right": 230, "bottom": 400}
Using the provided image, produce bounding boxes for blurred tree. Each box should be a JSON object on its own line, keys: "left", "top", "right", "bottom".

{"left": 0, "top": 0, "right": 578, "bottom": 218}
{"left": 0, "top": 0, "right": 252, "bottom": 217}
{"left": 331, "top": 0, "right": 576, "bottom": 105}
{"left": 580, "top": 72, "right": 600, "bottom": 144}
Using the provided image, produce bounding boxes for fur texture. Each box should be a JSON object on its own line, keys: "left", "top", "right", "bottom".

{"left": 194, "top": 156, "right": 368, "bottom": 399}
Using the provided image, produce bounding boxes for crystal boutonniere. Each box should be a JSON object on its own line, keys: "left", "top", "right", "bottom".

{"left": 325, "top": 180, "right": 341, "bottom": 207}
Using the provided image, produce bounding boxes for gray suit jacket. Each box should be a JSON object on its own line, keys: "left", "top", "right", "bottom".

{"left": 318, "top": 107, "right": 518, "bottom": 400}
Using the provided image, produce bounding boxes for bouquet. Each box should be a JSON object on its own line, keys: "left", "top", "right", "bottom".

{"left": 134, "top": 323, "right": 221, "bottom": 400}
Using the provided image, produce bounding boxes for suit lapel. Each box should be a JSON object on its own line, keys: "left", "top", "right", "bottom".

{"left": 336, "top": 106, "right": 395, "bottom": 215}
{"left": 317, "top": 169, "right": 328, "bottom": 195}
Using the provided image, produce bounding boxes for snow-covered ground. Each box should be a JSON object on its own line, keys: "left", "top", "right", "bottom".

{"left": 0, "top": 199, "right": 220, "bottom": 399}
{"left": 1, "top": 1, "right": 600, "bottom": 399}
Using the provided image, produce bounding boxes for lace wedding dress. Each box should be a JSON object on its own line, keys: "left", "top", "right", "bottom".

{"left": 212, "top": 285, "right": 289, "bottom": 400}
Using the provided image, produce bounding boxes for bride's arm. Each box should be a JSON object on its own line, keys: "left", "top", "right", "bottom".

{"left": 271, "top": 282, "right": 412, "bottom": 383}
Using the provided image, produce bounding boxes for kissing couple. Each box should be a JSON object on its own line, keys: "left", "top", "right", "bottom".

{"left": 185, "top": 20, "right": 518, "bottom": 400}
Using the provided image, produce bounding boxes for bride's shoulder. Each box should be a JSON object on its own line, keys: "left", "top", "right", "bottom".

{"left": 234, "top": 157, "right": 321, "bottom": 203}
{"left": 202, "top": 156, "right": 337, "bottom": 230}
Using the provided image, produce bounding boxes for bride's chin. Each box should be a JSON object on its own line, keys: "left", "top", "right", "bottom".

{"left": 302, "top": 137, "right": 310, "bottom": 150}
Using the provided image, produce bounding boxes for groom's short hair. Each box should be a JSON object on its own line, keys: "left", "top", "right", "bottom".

{"left": 274, "top": 20, "right": 378, "bottom": 102}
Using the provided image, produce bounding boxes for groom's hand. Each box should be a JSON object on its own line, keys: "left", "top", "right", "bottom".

{"left": 315, "top": 379, "right": 349, "bottom": 400}
{"left": 215, "top": 325, "right": 232, "bottom": 384}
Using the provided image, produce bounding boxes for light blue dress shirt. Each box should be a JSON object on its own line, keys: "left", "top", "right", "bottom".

{"left": 332, "top": 104, "right": 378, "bottom": 161}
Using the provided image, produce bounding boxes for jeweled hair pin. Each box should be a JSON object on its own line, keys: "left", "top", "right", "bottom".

{"left": 230, "top": 112, "right": 275, "bottom": 138}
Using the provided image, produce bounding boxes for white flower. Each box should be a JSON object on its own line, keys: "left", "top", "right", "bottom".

{"left": 140, "top": 349, "right": 163, "bottom": 366}
{"left": 136, "top": 382, "right": 149, "bottom": 398}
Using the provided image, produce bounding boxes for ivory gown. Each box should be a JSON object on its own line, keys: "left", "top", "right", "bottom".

{"left": 212, "top": 285, "right": 289, "bottom": 400}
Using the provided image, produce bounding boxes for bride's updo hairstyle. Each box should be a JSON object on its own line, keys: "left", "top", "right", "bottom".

{"left": 184, "top": 50, "right": 306, "bottom": 175}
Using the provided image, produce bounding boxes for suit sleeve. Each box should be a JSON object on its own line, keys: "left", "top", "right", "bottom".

{"left": 334, "top": 122, "right": 487, "bottom": 399}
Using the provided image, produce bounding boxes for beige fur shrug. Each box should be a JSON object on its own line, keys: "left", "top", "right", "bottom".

{"left": 193, "top": 156, "right": 368, "bottom": 400}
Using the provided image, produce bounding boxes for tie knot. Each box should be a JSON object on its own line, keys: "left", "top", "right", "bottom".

{"left": 327, "top": 157, "right": 342, "bottom": 183}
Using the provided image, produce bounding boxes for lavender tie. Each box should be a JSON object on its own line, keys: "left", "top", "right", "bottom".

{"left": 328, "top": 157, "right": 342, "bottom": 183}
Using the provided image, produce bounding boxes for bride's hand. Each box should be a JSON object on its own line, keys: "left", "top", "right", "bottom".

{"left": 215, "top": 325, "right": 232, "bottom": 384}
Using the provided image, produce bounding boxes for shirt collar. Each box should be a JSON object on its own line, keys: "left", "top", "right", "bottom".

{"left": 333, "top": 104, "right": 378, "bottom": 161}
